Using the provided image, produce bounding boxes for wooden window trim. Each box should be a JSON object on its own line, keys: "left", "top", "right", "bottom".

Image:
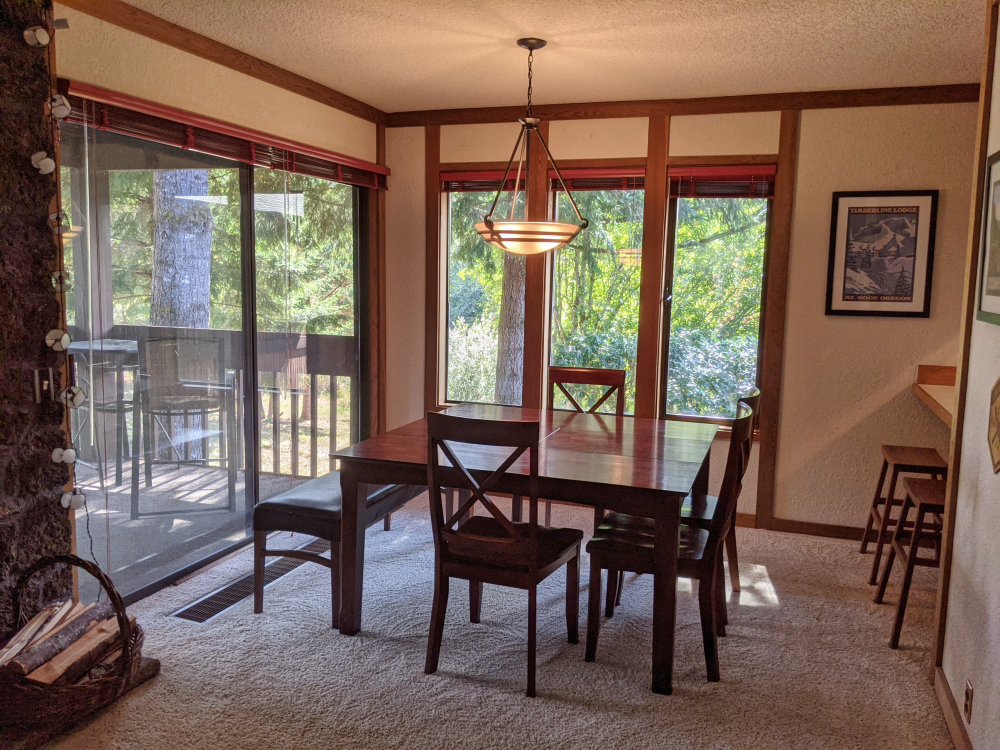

{"left": 386, "top": 84, "right": 978, "bottom": 128}
{"left": 754, "top": 110, "right": 801, "bottom": 530}
{"left": 424, "top": 125, "right": 442, "bottom": 414}
{"left": 634, "top": 115, "right": 669, "bottom": 418}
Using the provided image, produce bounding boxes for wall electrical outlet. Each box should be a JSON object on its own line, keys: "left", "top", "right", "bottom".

{"left": 964, "top": 680, "right": 973, "bottom": 723}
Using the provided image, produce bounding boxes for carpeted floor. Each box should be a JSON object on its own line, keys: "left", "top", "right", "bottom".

{"left": 54, "top": 497, "right": 951, "bottom": 749}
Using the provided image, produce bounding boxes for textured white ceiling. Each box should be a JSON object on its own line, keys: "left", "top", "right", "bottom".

{"left": 124, "top": 0, "right": 983, "bottom": 114}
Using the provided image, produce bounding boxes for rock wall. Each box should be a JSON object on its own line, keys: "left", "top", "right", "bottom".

{"left": 0, "top": 0, "right": 73, "bottom": 636}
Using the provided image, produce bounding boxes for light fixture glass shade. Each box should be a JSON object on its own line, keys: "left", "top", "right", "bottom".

{"left": 475, "top": 220, "right": 582, "bottom": 255}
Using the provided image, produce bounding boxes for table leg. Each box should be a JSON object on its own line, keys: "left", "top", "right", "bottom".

{"left": 693, "top": 448, "right": 711, "bottom": 499}
{"left": 339, "top": 468, "right": 366, "bottom": 635}
{"left": 652, "top": 513, "right": 680, "bottom": 695}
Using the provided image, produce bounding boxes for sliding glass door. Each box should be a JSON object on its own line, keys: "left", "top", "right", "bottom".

{"left": 59, "top": 118, "right": 365, "bottom": 602}
{"left": 253, "top": 168, "right": 360, "bottom": 502}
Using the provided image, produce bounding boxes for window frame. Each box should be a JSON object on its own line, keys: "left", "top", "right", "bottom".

{"left": 657, "top": 193, "right": 774, "bottom": 426}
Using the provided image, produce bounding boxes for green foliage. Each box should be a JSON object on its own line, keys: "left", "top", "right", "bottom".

{"left": 76, "top": 166, "right": 355, "bottom": 336}
{"left": 665, "top": 198, "right": 767, "bottom": 418}
{"left": 549, "top": 189, "right": 643, "bottom": 412}
{"left": 443, "top": 190, "right": 767, "bottom": 419}
{"left": 254, "top": 171, "right": 355, "bottom": 335}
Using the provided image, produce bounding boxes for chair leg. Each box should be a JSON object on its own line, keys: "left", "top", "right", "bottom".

{"left": 330, "top": 540, "right": 341, "bottom": 629}
{"left": 544, "top": 498, "right": 552, "bottom": 527}
{"left": 860, "top": 459, "right": 889, "bottom": 553}
{"left": 130, "top": 404, "right": 142, "bottom": 520}
{"left": 469, "top": 580, "right": 483, "bottom": 623}
{"left": 869, "top": 465, "right": 900, "bottom": 585}
{"left": 715, "top": 551, "right": 727, "bottom": 636}
{"left": 143, "top": 411, "right": 154, "bottom": 487}
{"left": 699, "top": 572, "right": 720, "bottom": 682}
{"left": 384, "top": 514, "right": 392, "bottom": 531}
{"left": 424, "top": 571, "right": 449, "bottom": 675}
{"left": 585, "top": 558, "right": 602, "bottom": 662}
{"left": 566, "top": 547, "right": 579, "bottom": 644}
{"left": 253, "top": 530, "right": 265, "bottom": 614}
{"left": 615, "top": 570, "right": 624, "bottom": 607}
{"left": 605, "top": 568, "right": 619, "bottom": 617}
{"left": 725, "top": 524, "right": 740, "bottom": 592}
{"left": 890, "top": 508, "right": 924, "bottom": 649}
{"left": 511, "top": 494, "right": 522, "bottom": 522}
{"left": 527, "top": 584, "right": 537, "bottom": 698}
{"left": 877, "top": 494, "right": 911, "bottom": 604}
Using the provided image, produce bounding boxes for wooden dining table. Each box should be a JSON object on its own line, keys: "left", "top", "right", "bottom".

{"left": 334, "top": 402, "right": 717, "bottom": 695}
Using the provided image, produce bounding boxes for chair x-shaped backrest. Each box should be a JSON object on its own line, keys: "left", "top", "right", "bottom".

{"left": 548, "top": 367, "right": 626, "bottom": 416}
{"left": 426, "top": 411, "right": 540, "bottom": 552}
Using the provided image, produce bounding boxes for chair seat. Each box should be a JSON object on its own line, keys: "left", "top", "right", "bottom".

{"left": 253, "top": 471, "right": 394, "bottom": 537}
{"left": 881, "top": 445, "right": 948, "bottom": 472}
{"left": 603, "top": 492, "right": 717, "bottom": 533}
{"left": 446, "top": 516, "right": 583, "bottom": 572}
{"left": 586, "top": 521, "right": 709, "bottom": 574}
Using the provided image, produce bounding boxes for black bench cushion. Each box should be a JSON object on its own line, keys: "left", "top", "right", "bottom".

{"left": 252, "top": 471, "right": 396, "bottom": 538}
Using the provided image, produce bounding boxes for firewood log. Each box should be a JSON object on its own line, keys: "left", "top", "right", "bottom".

{"left": 26, "top": 616, "right": 134, "bottom": 686}
{"left": 0, "top": 601, "right": 113, "bottom": 680}
{"left": 0, "top": 605, "right": 57, "bottom": 667}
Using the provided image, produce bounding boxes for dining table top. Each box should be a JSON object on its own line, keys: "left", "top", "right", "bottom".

{"left": 336, "top": 403, "right": 718, "bottom": 497}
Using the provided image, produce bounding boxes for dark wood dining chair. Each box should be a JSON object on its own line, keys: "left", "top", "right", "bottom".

{"left": 544, "top": 366, "right": 626, "bottom": 526}
{"left": 610, "top": 388, "right": 761, "bottom": 610}
{"left": 585, "top": 401, "right": 753, "bottom": 682}
{"left": 423, "top": 411, "right": 583, "bottom": 697}
{"left": 874, "top": 477, "right": 945, "bottom": 648}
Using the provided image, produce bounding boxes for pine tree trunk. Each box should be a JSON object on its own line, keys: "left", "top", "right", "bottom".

{"left": 151, "top": 170, "right": 213, "bottom": 328}
{"left": 494, "top": 253, "right": 525, "bottom": 405}
{"left": 150, "top": 170, "right": 214, "bottom": 461}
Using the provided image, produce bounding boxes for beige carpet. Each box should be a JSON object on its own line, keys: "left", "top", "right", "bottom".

{"left": 54, "top": 497, "right": 951, "bottom": 749}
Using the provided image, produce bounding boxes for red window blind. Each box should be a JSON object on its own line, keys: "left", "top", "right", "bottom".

{"left": 668, "top": 165, "right": 776, "bottom": 198}
{"left": 440, "top": 171, "right": 524, "bottom": 193}
{"left": 59, "top": 80, "right": 389, "bottom": 190}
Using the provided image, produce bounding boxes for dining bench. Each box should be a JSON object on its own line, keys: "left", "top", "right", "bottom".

{"left": 252, "top": 470, "right": 423, "bottom": 627}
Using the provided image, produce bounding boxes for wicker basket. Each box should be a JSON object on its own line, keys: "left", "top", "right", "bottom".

{"left": 0, "top": 554, "right": 145, "bottom": 737}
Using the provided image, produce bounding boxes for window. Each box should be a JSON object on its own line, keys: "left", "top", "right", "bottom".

{"left": 549, "top": 178, "right": 644, "bottom": 413}
{"left": 662, "top": 167, "right": 773, "bottom": 419}
{"left": 58, "top": 91, "right": 376, "bottom": 601}
{"left": 444, "top": 178, "right": 524, "bottom": 405}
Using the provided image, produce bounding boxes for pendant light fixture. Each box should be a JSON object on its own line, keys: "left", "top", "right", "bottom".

{"left": 475, "top": 38, "right": 588, "bottom": 256}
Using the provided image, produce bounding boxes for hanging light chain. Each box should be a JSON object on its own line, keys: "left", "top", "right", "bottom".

{"left": 526, "top": 49, "right": 534, "bottom": 117}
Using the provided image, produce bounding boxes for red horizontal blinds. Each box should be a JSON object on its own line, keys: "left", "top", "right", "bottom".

{"left": 440, "top": 171, "right": 524, "bottom": 193}
{"left": 668, "top": 165, "right": 776, "bottom": 198}
{"left": 549, "top": 167, "right": 646, "bottom": 191}
{"left": 59, "top": 80, "right": 388, "bottom": 190}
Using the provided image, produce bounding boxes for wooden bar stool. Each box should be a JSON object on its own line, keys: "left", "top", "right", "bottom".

{"left": 860, "top": 445, "right": 946, "bottom": 585}
{"left": 874, "top": 477, "right": 945, "bottom": 648}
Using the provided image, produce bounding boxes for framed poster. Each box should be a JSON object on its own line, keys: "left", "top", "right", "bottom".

{"left": 825, "top": 190, "right": 938, "bottom": 317}
{"left": 977, "top": 151, "right": 1000, "bottom": 325}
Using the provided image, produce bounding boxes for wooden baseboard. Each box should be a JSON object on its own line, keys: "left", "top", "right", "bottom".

{"left": 735, "top": 512, "right": 756, "bottom": 528}
{"left": 766, "top": 518, "right": 864, "bottom": 541}
{"left": 934, "top": 667, "right": 974, "bottom": 750}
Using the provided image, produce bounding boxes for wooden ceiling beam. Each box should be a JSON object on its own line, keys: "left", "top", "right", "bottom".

{"left": 58, "top": 0, "right": 386, "bottom": 125}
{"left": 385, "top": 83, "right": 979, "bottom": 127}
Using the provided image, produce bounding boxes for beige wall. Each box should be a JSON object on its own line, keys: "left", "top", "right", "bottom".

{"left": 669, "top": 112, "right": 781, "bottom": 156}
{"left": 54, "top": 5, "right": 376, "bottom": 162}
{"left": 385, "top": 127, "right": 427, "bottom": 430}
{"left": 942, "top": 42, "right": 1000, "bottom": 748}
{"left": 549, "top": 118, "right": 648, "bottom": 159}
{"left": 775, "top": 103, "right": 977, "bottom": 527}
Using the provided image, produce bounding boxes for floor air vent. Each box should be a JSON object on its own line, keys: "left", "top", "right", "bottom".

{"left": 172, "top": 537, "right": 330, "bottom": 623}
